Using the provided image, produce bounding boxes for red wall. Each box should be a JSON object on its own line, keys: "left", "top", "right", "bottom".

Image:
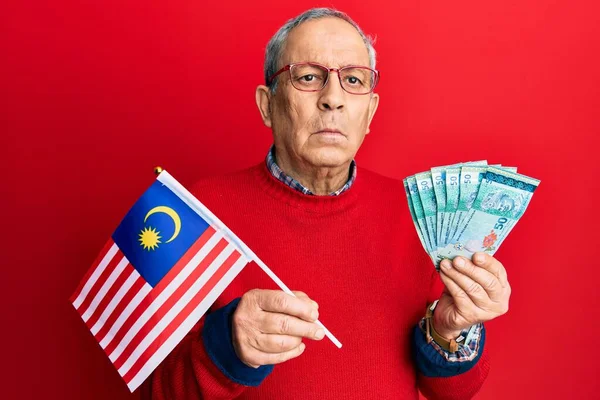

{"left": 2, "top": 1, "right": 599, "bottom": 399}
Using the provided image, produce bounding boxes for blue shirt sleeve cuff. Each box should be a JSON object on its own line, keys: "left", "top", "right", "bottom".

{"left": 412, "top": 323, "right": 486, "bottom": 377}
{"left": 202, "top": 298, "right": 274, "bottom": 386}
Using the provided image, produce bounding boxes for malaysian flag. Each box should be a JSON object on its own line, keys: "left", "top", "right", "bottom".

{"left": 70, "top": 170, "right": 250, "bottom": 391}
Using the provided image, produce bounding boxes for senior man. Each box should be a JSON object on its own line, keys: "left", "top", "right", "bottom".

{"left": 142, "top": 8, "right": 510, "bottom": 400}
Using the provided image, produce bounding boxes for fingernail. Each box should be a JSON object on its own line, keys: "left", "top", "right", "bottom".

{"left": 315, "top": 329, "right": 325, "bottom": 340}
{"left": 474, "top": 253, "right": 485, "bottom": 264}
{"left": 441, "top": 260, "right": 452, "bottom": 270}
{"left": 454, "top": 257, "right": 465, "bottom": 268}
{"left": 312, "top": 300, "right": 319, "bottom": 309}
{"left": 299, "top": 343, "right": 306, "bottom": 352}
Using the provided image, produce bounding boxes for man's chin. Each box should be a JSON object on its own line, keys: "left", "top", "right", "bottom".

{"left": 305, "top": 147, "right": 353, "bottom": 169}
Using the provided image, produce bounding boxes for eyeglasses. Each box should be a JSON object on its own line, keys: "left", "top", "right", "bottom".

{"left": 268, "top": 62, "right": 380, "bottom": 95}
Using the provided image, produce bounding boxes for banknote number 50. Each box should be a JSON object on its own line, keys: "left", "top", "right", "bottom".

{"left": 494, "top": 217, "right": 508, "bottom": 230}
{"left": 464, "top": 174, "right": 472, "bottom": 184}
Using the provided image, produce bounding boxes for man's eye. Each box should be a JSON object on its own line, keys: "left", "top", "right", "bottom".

{"left": 300, "top": 75, "right": 316, "bottom": 82}
{"left": 346, "top": 76, "right": 362, "bottom": 85}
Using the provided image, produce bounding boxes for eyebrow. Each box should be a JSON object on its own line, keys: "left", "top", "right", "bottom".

{"left": 290, "top": 60, "right": 371, "bottom": 68}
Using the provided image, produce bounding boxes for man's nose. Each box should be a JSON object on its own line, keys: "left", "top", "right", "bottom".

{"left": 318, "top": 72, "right": 345, "bottom": 111}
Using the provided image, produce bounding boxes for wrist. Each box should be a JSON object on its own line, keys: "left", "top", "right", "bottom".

{"left": 432, "top": 311, "right": 462, "bottom": 341}
{"left": 203, "top": 298, "right": 273, "bottom": 386}
{"left": 422, "top": 301, "right": 464, "bottom": 353}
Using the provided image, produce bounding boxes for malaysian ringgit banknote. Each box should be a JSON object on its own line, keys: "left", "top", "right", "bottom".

{"left": 442, "top": 166, "right": 461, "bottom": 253}
{"left": 403, "top": 163, "right": 539, "bottom": 269}
{"left": 436, "top": 167, "right": 540, "bottom": 263}
{"left": 406, "top": 162, "right": 478, "bottom": 261}
{"left": 449, "top": 165, "right": 489, "bottom": 244}
{"left": 406, "top": 176, "right": 435, "bottom": 255}
{"left": 403, "top": 178, "right": 434, "bottom": 264}
{"left": 449, "top": 165, "right": 518, "bottom": 244}
{"left": 415, "top": 171, "right": 438, "bottom": 257}
{"left": 441, "top": 161, "right": 488, "bottom": 249}
{"left": 431, "top": 167, "right": 448, "bottom": 249}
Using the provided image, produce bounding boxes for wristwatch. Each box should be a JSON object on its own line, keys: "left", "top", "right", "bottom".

{"left": 422, "top": 300, "right": 465, "bottom": 353}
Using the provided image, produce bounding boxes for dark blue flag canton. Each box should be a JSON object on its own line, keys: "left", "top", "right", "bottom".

{"left": 112, "top": 181, "right": 209, "bottom": 287}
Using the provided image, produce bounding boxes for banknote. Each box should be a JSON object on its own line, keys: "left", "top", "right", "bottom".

{"left": 449, "top": 165, "right": 489, "bottom": 244}
{"left": 432, "top": 161, "right": 483, "bottom": 248}
{"left": 406, "top": 176, "right": 435, "bottom": 254}
{"left": 436, "top": 167, "right": 540, "bottom": 263}
{"left": 415, "top": 172, "right": 438, "bottom": 251}
{"left": 403, "top": 178, "right": 429, "bottom": 255}
{"left": 449, "top": 165, "right": 518, "bottom": 245}
{"left": 431, "top": 167, "right": 447, "bottom": 248}
{"left": 443, "top": 166, "right": 461, "bottom": 247}
{"left": 445, "top": 161, "right": 488, "bottom": 246}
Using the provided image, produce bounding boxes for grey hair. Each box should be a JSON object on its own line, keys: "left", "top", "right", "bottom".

{"left": 264, "top": 8, "right": 377, "bottom": 92}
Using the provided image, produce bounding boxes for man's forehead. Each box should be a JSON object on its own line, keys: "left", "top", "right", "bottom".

{"left": 281, "top": 17, "right": 370, "bottom": 67}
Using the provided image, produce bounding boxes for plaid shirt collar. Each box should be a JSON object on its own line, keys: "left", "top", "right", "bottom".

{"left": 265, "top": 145, "right": 357, "bottom": 196}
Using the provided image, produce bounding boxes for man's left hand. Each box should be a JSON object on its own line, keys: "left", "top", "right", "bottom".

{"left": 433, "top": 252, "right": 511, "bottom": 340}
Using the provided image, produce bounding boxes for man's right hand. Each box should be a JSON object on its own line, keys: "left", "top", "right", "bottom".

{"left": 231, "top": 289, "right": 324, "bottom": 368}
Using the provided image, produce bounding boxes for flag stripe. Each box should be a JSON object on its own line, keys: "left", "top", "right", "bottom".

{"left": 85, "top": 259, "right": 134, "bottom": 329}
{"left": 77, "top": 248, "right": 124, "bottom": 315}
{"left": 72, "top": 241, "right": 118, "bottom": 308}
{"left": 100, "top": 227, "right": 219, "bottom": 352}
{"left": 118, "top": 243, "right": 238, "bottom": 376}
{"left": 100, "top": 281, "right": 153, "bottom": 349}
{"left": 90, "top": 267, "right": 140, "bottom": 335}
{"left": 95, "top": 275, "right": 147, "bottom": 344}
{"left": 124, "top": 252, "right": 247, "bottom": 389}
{"left": 111, "top": 236, "right": 229, "bottom": 368}
{"left": 82, "top": 255, "right": 129, "bottom": 322}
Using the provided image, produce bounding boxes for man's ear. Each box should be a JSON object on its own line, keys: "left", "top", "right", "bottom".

{"left": 365, "top": 92, "right": 380, "bottom": 134}
{"left": 255, "top": 85, "right": 272, "bottom": 128}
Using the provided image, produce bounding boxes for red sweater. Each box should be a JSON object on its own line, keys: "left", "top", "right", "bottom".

{"left": 142, "top": 162, "right": 490, "bottom": 399}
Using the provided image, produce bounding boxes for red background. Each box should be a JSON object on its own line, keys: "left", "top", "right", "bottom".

{"left": 2, "top": 1, "right": 599, "bottom": 399}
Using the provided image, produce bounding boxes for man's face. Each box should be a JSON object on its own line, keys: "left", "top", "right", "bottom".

{"left": 260, "top": 17, "right": 379, "bottom": 170}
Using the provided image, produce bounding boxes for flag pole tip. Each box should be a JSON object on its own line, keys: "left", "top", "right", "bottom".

{"left": 154, "top": 166, "right": 164, "bottom": 176}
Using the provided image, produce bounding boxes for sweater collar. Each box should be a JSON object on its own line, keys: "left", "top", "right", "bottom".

{"left": 252, "top": 160, "right": 360, "bottom": 214}
{"left": 265, "top": 145, "right": 357, "bottom": 196}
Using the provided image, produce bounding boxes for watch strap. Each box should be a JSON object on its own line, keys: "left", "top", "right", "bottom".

{"left": 423, "top": 301, "right": 461, "bottom": 353}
